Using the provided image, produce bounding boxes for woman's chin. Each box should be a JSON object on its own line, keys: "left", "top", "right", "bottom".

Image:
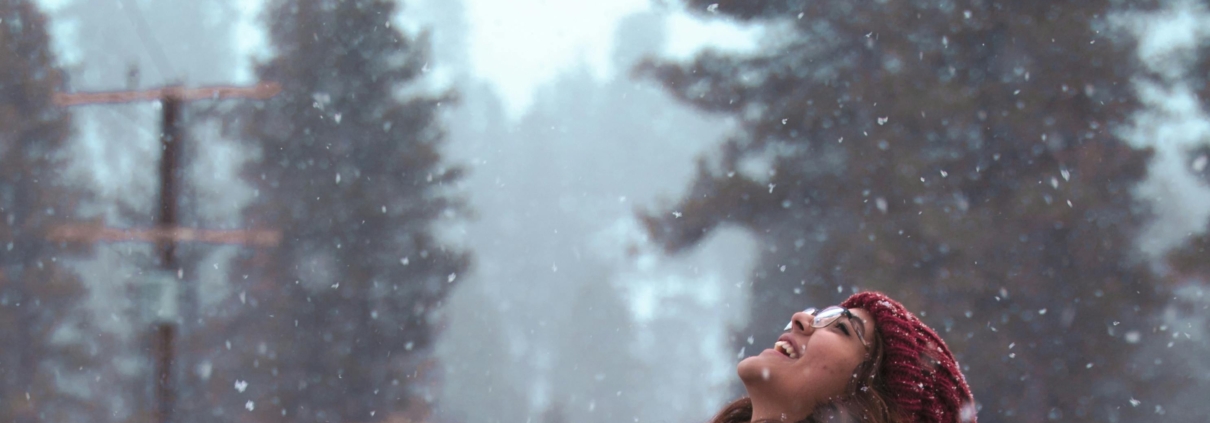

{"left": 737, "top": 348, "right": 783, "bottom": 383}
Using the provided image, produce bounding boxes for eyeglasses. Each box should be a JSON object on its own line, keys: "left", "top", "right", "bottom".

{"left": 784, "top": 306, "right": 870, "bottom": 348}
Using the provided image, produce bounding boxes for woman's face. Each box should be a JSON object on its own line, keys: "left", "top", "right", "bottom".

{"left": 737, "top": 307, "right": 876, "bottom": 421}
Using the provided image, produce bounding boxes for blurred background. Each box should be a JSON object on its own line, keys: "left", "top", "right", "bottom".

{"left": 1, "top": 0, "right": 1208, "bottom": 422}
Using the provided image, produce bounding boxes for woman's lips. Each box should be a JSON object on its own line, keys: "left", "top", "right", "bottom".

{"left": 760, "top": 348, "right": 795, "bottom": 359}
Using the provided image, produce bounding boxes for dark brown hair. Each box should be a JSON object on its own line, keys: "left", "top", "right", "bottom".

{"left": 709, "top": 326, "right": 900, "bottom": 423}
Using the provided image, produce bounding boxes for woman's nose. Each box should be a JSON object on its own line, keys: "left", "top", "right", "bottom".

{"left": 788, "top": 311, "right": 815, "bottom": 335}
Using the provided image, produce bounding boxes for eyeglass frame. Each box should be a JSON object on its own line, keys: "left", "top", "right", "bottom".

{"left": 783, "top": 306, "right": 870, "bottom": 348}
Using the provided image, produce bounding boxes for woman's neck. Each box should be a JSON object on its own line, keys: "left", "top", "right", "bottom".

{"left": 748, "top": 397, "right": 808, "bottom": 423}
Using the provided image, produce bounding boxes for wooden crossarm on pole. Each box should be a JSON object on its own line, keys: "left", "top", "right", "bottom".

{"left": 53, "top": 81, "right": 282, "bottom": 107}
{"left": 47, "top": 222, "right": 282, "bottom": 247}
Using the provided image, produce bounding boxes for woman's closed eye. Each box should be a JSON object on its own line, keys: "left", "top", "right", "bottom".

{"left": 837, "top": 322, "right": 851, "bottom": 337}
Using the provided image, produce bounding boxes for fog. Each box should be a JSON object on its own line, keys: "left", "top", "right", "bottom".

{"left": 430, "top": 11, "right": 757, "bottom": 421}
{"left": 390, "top": 4, "right": 765, "bottom": 421}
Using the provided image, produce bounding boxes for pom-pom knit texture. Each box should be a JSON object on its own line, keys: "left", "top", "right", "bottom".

{"left": 842, "top": 292, "right": 976, "bottom": 423}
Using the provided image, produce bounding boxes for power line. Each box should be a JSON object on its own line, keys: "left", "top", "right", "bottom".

{"left": 115, "top": 0, "right": 176, "bottom": 82}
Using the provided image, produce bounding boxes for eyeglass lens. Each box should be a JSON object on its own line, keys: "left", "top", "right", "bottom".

{"left": 813, "top": 306, "right": 846, "bottom": 327}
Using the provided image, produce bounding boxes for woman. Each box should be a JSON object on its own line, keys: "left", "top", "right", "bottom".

{"left": 713, "top": 291, "right": 976, "bottom": 423}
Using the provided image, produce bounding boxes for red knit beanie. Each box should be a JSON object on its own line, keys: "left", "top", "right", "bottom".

{"left": 841, "top": 291, "right": 976, "bottom": 423}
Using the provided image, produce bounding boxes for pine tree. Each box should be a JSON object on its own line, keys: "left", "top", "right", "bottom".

{"left": 226, "top": 0, "right": 468, "bottom": 421}
{"left": 0, "top": 0, "right": 99, "bottom": 421}
{"left": 638, "top": 1, "right": 1184, "bottom": 421}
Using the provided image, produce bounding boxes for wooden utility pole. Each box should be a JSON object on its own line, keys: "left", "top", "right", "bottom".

{"left": 154, "top": 92, "right": 181, "bottom": 423}
{"left": 52, "top": 82, "right": 281, "bottom": 423}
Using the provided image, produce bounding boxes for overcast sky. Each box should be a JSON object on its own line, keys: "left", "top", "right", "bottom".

{"left": 460, "top": 0, "right": 758, "bottom": 115}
